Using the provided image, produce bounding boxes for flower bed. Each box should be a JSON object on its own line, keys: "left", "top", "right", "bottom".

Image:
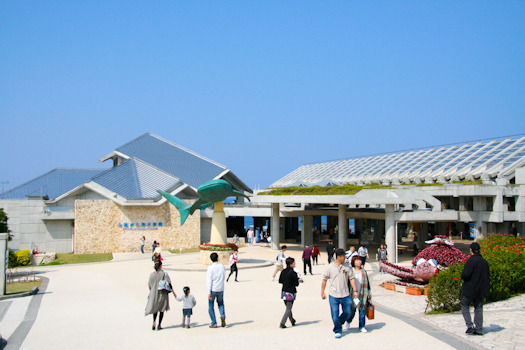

{"left": 199, "top": 243, "right": 238, "bottom": 251}
{"left": 406, "top": 286, "right": 423, "bottom": 295}
{"left": 381, "top": 279, "right": 426, "bottom": 296}
{"left": 382, "top": 282, "right": 396, "bottom": 291}
{"left": 412, "top": 237, "right": 468, "bottom": 267}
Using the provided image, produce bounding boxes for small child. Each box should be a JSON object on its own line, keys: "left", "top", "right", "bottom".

{"left": 176, "top": 286, "right": 197, "bottom": 328}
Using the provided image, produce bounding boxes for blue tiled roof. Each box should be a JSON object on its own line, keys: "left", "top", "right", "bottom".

{"left": 115, "top": 133, "right": 226, "bottom": 189}
{"left": 0, "top": 169, "right": 107, "bottom": 200}
{"left": 92, "top": 158, "right": 183, "bottom": 199}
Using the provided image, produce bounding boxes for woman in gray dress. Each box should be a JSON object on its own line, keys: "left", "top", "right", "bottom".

{"left": 145, "top": 261, "right": 177, "bottom": 330}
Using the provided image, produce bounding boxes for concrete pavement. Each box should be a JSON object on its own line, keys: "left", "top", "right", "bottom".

{"left": 1, "top": 244, "right": 522, "bottom": 349}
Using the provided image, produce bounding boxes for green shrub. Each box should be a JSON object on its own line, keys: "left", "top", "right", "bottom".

{"left": 427, "top": 262, "right": 465, "bottom": 313}
{"left": 8, "top": 249, "right": 18, "bottom": 268}
{"left": 15, "top": 249, "right": 31, "bottom": 266}
{"left": 427, "top": 234, "right": 525, "bottom": 313}
{"left": 480, "top": 234, "right": 525, "bottom": 301}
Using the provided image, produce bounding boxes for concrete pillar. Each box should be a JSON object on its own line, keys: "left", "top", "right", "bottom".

{"left": 210, "top": 202, "right": 227, "bottom": 244}
{"left": 356, "top": 219, "right": 364, "bottom": 241}
{"left": 338, "top": 205, "right": 348, "bottom": 250}
{"left": 459, "top": 197, "right": 466, "bottom": 211}
{"left": 385, "top": 204, "right": 397, "bottom": 263}
{"left": 271, "top": 203, "right": 280, "bottom": 250}
{"left": 302, "top": 215, "right": 313, "bottom": 247}
{"left": 418, "top": 222, "right": 428, "bottom": 250}
{"left": 0, "top": 233, "right": 7, "bottom": 296}
{"left": 373, "top": 220, "right": 382, "bottom": 243}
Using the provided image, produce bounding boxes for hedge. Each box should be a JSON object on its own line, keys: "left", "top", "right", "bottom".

{"left": 426, "top": 234, "right": 525, "bottom": 312}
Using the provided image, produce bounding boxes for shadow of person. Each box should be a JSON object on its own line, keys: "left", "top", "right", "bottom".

{"left": 292, "top": 320, "right": 321, "bottom": 327}
{"left": 483, "top": 324, "right": 505, "bottom": 333}
{"left": 346, "top": 322, "right": 386, "bottom": 333}
{"left": 224, "top": 320, "right": 254, "bottom": 327}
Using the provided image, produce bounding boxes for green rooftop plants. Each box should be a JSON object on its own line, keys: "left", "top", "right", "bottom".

{"left": 258, "top": 183, "right": 392, "bottom": 196}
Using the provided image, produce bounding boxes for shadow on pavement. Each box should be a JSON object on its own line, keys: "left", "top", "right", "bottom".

{"left": 293, "top": 320, "right": 321, "bottom": 327}
{"left": 226, "top": 320, "right": 254, "bottom": 327}
{"left": 484, "top": 324, "right": 505, "bottom": 333}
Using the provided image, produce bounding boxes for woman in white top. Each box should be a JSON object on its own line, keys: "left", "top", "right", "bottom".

{"left": 347, "top": 255, "right": 372, "bottom": 332}
{"left": 227, "top": 249, "right": 239, "bottom": 282}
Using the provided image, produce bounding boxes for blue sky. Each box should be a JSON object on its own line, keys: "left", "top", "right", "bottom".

{"left": 1, "top": 1, "right": 524, "bottom": 190}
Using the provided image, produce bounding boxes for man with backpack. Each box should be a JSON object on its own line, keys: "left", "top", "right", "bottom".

{"left": 272, "top": 245, "right": 287, "bottom": 281}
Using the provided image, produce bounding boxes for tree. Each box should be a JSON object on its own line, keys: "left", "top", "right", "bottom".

{"left": 0, "top": 208, "right": 12, "bottom": 240}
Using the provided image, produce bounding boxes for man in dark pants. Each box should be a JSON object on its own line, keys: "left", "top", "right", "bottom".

{"left": 326, "top": 241, "right": 335, "bottom": 264}
{"left": 302, "top": 244, "right": 313, "bottom": 275}
{"left": 461, "top": 242, "right": 490, "bottom": 336}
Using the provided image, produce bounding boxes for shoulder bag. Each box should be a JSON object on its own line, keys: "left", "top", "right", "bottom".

{"left": 158, "top": 272, "right": 172, "bottom": 293}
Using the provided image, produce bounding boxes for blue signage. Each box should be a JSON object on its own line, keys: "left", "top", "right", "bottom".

{"left": 118, "top": 222, "right": 163, "bottom": 230}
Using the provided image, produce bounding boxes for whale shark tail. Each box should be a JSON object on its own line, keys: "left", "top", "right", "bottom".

{"left": 157, "top": 190, "right": 191, "bottom": 226}
{"left": 232, "top": 190, "right": 251, "bottom": 202}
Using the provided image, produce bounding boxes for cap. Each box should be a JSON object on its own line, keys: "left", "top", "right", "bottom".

{"left": 470, "top": 242, "right": 481, "bottom": 252}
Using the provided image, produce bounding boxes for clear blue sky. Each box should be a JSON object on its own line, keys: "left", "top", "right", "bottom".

{"left": 1, "top": 1, "right": 524, "bottom": 190}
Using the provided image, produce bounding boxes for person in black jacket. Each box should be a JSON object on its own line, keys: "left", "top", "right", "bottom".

{"left": 279, "top": 257, "right": 299, "bottom": 328}
{"left": 326, "top": 241, "right": 335, "bottom": 264}
{"left": 461, "top": 242, "right": 490, "bottom": 336}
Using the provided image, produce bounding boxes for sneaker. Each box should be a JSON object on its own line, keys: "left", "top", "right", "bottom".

{"left": 472, "top": 330, "right": 483, "bottom": 336}
{"left": 335, "top": 333, "right": 342, "bottom": 339}
{"left": 221, "top": 316, "right": 226, "bottom": 327}
{"left": 360, "top": 327, "right": 367, "bottom": 333}
{"left": 344, "top": 322, "right": 350, "bottom": 330}
{"left": 209, "top": 325, "right": 217, "bottom": 328}
{"left": 466, "top": 327, "right": 475, "bottom": 334}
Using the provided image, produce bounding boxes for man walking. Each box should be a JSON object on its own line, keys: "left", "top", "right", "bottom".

{"left": 345, "top": 246, "right": 357, "bottom": 265}
{"left": 207, "top": 252, "right": 227, "bottom": 328}
{"left": 461, "top": 242, "right": 490, "bottom": 336}
{"left": 326, "top": 240, "right": 335, "bottom": 264}
{"left": 321, "top": 248, "right": 359, "bottom": 339}
{"left": 272, "top": 245, "right": 287, "bottom": 281}
{"left": 302, "top": 244, "right": 313, "bottom": 275}
{"left": 247, "top": 228, "right": 254, "bottom": 247}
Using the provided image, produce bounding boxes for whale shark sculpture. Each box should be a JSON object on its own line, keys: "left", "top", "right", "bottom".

{"left": 158, "top": 179, "right": 250, "bottom": 226}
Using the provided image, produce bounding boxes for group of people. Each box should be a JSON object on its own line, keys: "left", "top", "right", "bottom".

{"left": 246, "top": 227, "right": 271, "bottom": 247}
{"left": 145, "top": 239, "right": 491, "bottom": 338}
{"left": 144, "top": 260, "right": 197, "bottom": 330}
{"left": 276, "top": 247, "right": 373, "bottom": 337}
{"left": 145, "top": 251, "right": 233, "bottom": 330}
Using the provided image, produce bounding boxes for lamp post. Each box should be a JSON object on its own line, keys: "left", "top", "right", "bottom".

{"left": 0, "top": 233, "right": 8, "bottom": 296}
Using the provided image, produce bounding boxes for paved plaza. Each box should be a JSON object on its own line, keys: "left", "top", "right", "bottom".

{"left": 1, "top": 245, "right": 524, "bottom": 350}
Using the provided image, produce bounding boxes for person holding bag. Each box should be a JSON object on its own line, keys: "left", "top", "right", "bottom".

{"left": 145, "top": 261, "right": 177, "bottom": 330}
{"left": 278, "top": 257, "right": 300, "bottom": 328}
{"left": 346, "top": 255, "right": 372, "bottom": 332}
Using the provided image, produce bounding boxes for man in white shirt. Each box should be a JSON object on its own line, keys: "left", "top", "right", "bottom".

{"left": 321, "top": 249, "right": 359, "bottom": 339}
{"left": 345, "top": 246, "right": 357, "bottom": 265}
{"left": 207, "top": 252, "right": 226, "bottom": 328}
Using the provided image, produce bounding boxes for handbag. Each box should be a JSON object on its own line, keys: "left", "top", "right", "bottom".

{"left": 366, "top": 302, "right": 375, "bottom": 320}
{"left": 282, "top": 292, "right": 296, "bottom": 301}
{"left": 158, "top": 272, "right": 172, "bottom": 293}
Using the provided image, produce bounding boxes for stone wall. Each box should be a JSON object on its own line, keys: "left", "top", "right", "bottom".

{"left": 74, "top": 200, "right": 200, "bottom": 254}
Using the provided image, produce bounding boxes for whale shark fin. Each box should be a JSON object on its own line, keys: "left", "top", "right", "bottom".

{"left": 157, "top": 190, "right": 191, "bottom": 226}
{"left": 189, "top": 199, "right": 208, "bottom": 215}
{"left": 231, "top": 190, "right": 251, "bottom": 202}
